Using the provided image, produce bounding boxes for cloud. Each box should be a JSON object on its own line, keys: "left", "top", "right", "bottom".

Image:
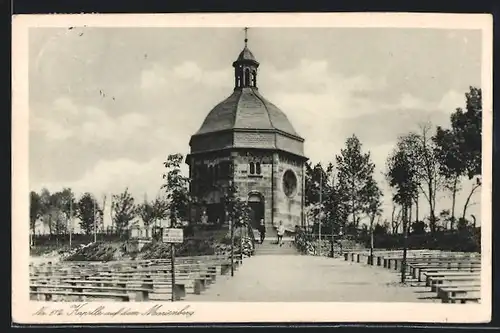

{"left": 383, "top": 89, "right": 466, "bottom": 114}
{"left": 140, "top": 60, "right": 231, "bottom": 95}
{"left": 32, "top": 157, "right": 167, "bottom": 199}
{"left": 31, "top": 98, "right": 150, "bottom": 144}
{"left": 438, "top": 90, "right": 466, "bottom": 112}
{"left": 80, "top": 108, "right": 150, "bottom": 143}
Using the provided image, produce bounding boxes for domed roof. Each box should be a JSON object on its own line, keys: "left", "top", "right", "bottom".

{"left": 194, "top": 87, "right": 300, "bottom": 138}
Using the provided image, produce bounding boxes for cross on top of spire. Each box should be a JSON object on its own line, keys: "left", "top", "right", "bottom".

{"left": 244, "top": 27, "right": 249, "bottom": 46}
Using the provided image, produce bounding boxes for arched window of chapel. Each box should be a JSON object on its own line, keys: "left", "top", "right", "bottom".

{"left": 256, "top": 162, "right": 261, "bottom": 175}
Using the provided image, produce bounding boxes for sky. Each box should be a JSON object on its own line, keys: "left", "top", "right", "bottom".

{"left": 28, "top": 27, "right": 483, "bottom": 227}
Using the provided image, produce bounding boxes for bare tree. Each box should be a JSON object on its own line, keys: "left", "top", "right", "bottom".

{"left": 411, "top": 123, "right": 446, "bottom": 233}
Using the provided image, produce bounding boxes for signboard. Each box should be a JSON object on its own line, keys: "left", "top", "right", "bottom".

{"left": 162, "top": 228, "right": 184, "bottom": 243}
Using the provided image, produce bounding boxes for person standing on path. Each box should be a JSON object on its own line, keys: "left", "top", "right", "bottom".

{"left": 258, "top": 218, "right": 266, "bottom": 244}
{"left": 277, "top": 221, "right": 285, "bottom": 246}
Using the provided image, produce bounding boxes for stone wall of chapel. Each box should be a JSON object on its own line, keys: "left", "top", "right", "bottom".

{"left": 272, "top": 153, "right": 304, "bottom": 232}
{"left": 232, "top": 151, "right": 274, "bottom": 226}
{"left": 189, "top": 153, "right": 231, "bottom": 222}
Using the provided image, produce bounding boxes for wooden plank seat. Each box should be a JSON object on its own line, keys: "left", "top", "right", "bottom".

{"left": 414, "top": 268, "right": 481, "bottom": 282}
{"left": 406, "top": 261, "right": 481, "bottom": 273}
{"left": 87, "top": 273, "right": 211, "bottom": 295}
{"left": 436, "top": 285, "right": 481, "bottom": 303}
{"left": 32, "top": 278, "right": 189, "bottom": 300}
{"left": 149, "top": 258, "right": 241, "bottom": 270}
{"left": 385, "top": 257, "right": 480, "bottom": 270}
{"left": 446, "top": 294, "right": 481, "bottom": 304}
{"left": 409, "top": 262, "right": 481, "bottom": 274}
{"left": 425, "top": 271, "right": 480, "bottom": 281}
{"left": 93, "top": 271, "right": 214, "bottom": 291}
{"left": 31, "top": 265, "right": 219, "bottom": 295}
{"left": 86, "top": 275, "right": 197, "bottom": 291}
{"left": 411, "top": 265, "right": 481, "bottom": 281}
{"left": 146, "top": 260, "right": 239, "bottom": 274}
{"left": 29, "top": 283, "right": 152, "bottom": 302}
{"left": 29, "top": 274, "right": 91, "bottom": 281}
{"left": 101, "top": 264, "right": 220, "bottom": 281}
{"left": 95, "top": 270, "right": 212, "bottom": 281}
{"left": 426, "top": 274, "right": 480, "bottom": 291}
{"left": 73, "top": 279, "right": 189, "bottom": 300}
{"left": 366, "top": 251, "right": 479, "bottom": 266}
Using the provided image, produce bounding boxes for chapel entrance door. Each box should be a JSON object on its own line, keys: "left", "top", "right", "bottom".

{"left": 248, "top": 193, "right": 264, "bottom": 230}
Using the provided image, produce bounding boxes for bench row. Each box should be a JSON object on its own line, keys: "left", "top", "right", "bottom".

{"left": 344, "top": 251, "right": 481, "bottom": 304}
{"left": 30, "top": 260, "right": 239, "bottom": 301}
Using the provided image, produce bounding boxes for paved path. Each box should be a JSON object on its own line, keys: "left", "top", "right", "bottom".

{"left": 187, "top": 255, "right": 431, "bottom": 302}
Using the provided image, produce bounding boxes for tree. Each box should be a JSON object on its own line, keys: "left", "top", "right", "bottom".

{"left": 305, "top": 162, "right": 332, "bottom": 207}
{"left": 386, "top": 135, "right": 420, "bottom": 283}
{"left": 373, "top": 222, "right": 389, "bottom": 236}
{"left": 336, "top": 135, "right": 377, "bottom": 230}
{"left": 433, "top": 127, "right": 465, "bottom": 229}
{"left": 39, "top": 188, "right": 53, "bottom": 235}
{"left": 76, "top": 193, "right": 101, "bottom": 236}
{"left": 57, "top": 188, "right": 76, "bottom": 234}
{"left": 112, "top": 188, "right": 136, "bottom": 235}
{"left": 29, "top": 191, "right": 43, "bottom": 245}
{"left": 390, "top": 204, "right": 402, "bottom": 234}
{"left": 222, "top": 182, "right": 251, "bottom": 276}
{"left": 162, "top": 153, "right": 190, "bottom": 226}
{"left": 45, "top": 191, "right": 68, "bottom": 237}
{"left": 433, "top": 87, "right": 482, "bottom": 228}
{"left": 453, "top": 87, "right": 482, "bottom": 179}
{"left": 324, "top": 170, "right": 349, "bottom": 236}
{"left": 411, "top": 221, "right": 426, "bottom": 235}
{"left": 414, "top": 124, "right": 446, "bottom": 233}
{"left": 137, "top": 196, "right": 168, "bottom": 237}
{"left": 438, "top": 209, "right": 451, "bottom": 231}
{"left": 450, "top": 87, "right": 482, "bottom": 220}
{"left": 137, "top": 200, "right": 155, "bottom": 235}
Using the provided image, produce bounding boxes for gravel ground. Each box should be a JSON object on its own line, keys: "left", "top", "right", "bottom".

{"left": 187, "top": 255, "right": 438, "bottom": 302}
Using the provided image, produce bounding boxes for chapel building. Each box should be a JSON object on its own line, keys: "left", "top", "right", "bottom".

{"left": 186, "top": 33, "right": 307, "bottom": 233}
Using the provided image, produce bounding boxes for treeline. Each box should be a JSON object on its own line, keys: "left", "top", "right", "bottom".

{"left": 29, "top": 154, "right": 190, "bottom": 242}
{"left": 304, "top": 86, "right": 482, "bottom": 238}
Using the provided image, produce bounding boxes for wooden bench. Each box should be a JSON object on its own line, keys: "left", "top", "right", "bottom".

{"left": 32, "top": 278, "right": 189, "bottom": 300}
{"left": 386, "top": 257, "right": 479, "bottom": 271}
{"left": 413, "top": 266, "right": 481, "bottom": 282}
{"left": 30, "top": 267, "right": 216, "bottom": 297}
{"left": 96, "top": 269, "right": 215, "bottom": 284}
{"left": 426, "top": 274, "right": 480, "bottom": 292}
{"left": 409, "top": 262, "right": 481, "bottom": 277}
{"left": 437, "top": 285, "right": 480, "bottom": 303}
{"left": 30, "top": 283, "right": 152, "bottom": 301}
{"left": 424, "top": 271, "right": 480, "bottom": 283}
{"left": 85, "top": 275, "right": 200, "bottom": 296}
{"left": 446, "top": 294, "right": 481, "bottom": 304}
{"left": 29, "top": 254, "right": 244, "bottom": 302}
